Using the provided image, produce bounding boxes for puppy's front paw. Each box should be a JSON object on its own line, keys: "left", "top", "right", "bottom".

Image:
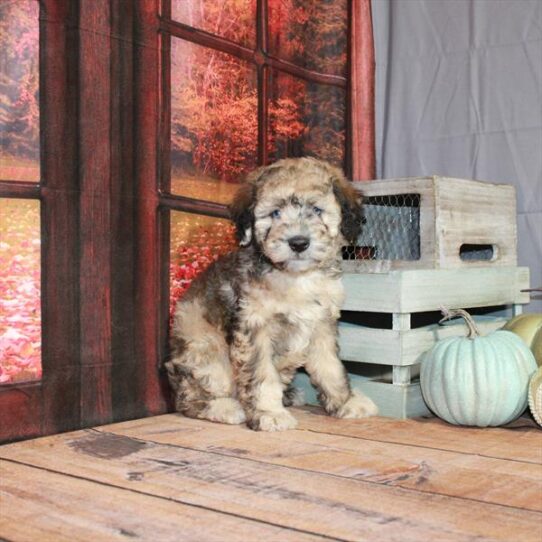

{"left": 336, "top": 390, "right": 378, "bottom": 419}
{"left": 204, "top": 398, "right": 247, "bottom": 425}
{"left": 249, "top": 409, "right": 298, "bottom": 432}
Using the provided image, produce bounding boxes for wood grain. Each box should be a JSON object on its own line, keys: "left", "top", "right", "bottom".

{"left": 0, "top": 384, "right": 42, "bottom": 441}
{"left": 0, "top": 461, "right": 325, "bottom": 542}
{"left": 133, "top": 0, "right": 167, "bottom": 417}
{"left": 78, "top": 1, "right": 114, "bottom": 426}
{"left": 338, "top": 316, "right": 507, "bottom": 366}
{"left": 349, "top": 0, "right": 376, "bottom": 181}
{"left": 294, "top": 407, "right": 542, "bottom": 463}
{"left": 342, "top": 267, "right": 529, "bottom": 313}
{"left": 38, "top": 0, "right": 81, "bottom": 435}
{"left": 97, "top": 411, "right": 542, "bottom": 512}
{"left": 1, "top": 417, "right": 540, "bottom": 542}
{"left": 347, "top": 176, "right": 518, "bottom": 272}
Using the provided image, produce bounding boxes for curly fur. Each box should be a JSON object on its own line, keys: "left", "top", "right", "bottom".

{"left": 165, "top": 157, "right": 378, "bottom": 431}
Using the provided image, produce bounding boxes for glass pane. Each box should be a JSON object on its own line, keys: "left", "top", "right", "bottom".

{"left": 268, "top": 71, "right": 346, "bottom": 168}
{"left": 171, "top": 0, "right": 256, "bottom": 48}
{"left": 268, "top": 0, "right": 348, "bottom": 77}
{"left": 0, "top": 1, "right": 40, "bottom": 182}
{"left": 0, "top": 198, "right": 41, "bottom": 384}
{"left": 170, "top": 211, "right": 237, "bottom": 317}
{"left": 171, "top": 38, "right": 258, "bottom": 203}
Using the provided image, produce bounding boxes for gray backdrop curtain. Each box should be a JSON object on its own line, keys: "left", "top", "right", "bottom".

{"left": 372, "top": 0, "right": 542, "bottom": 312}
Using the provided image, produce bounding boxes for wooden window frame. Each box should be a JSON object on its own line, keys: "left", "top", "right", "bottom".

{"left": 0, "top": 0, "right": 166, "bottom": 442}
{"left": 0, "top": 0, "right": 374, "bottom": 442}
{"left": 157, "top": 0, "right": 375, "bottom": 211}
{"left": 154, "top": 0, "right": 376, "bottom": 368}
{"left": 0, "top": 0, "right": 80, "bottom": 441}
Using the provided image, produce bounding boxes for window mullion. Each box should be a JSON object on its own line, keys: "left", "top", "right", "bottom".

{"left": 160, "top": 28, "right": 171, "bottom": 193}
{"left": 160, "top": 18, "right": 254, "bottom": 64}
{"left": 257, "top": 65, "right": 269, "bottom": 166}
{"left": 256, "top": 0, "right": 268, "bottom": 166}
{"left": 0, "top": 181, "right": 41, "bottom": 199}
{"left": 263, "top": 55, "right": 347, "bottom": 87}
{"left": 159, "top": 193, "right": 230, "bottom": 219}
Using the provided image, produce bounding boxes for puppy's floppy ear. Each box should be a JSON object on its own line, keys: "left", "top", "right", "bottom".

{"left": 229, "top": 182, "right": 256, "bottom": 246}
{"left": 332, "top": 174, "right": 364, "bottom": 245}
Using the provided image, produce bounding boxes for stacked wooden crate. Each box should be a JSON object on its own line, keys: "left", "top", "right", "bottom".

{"left": 296, "top": 176, "right": 530, "bottom": 418}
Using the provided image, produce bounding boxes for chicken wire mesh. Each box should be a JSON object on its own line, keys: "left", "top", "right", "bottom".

{"left": 342, "top": 193, "right": 421, "bottom": 262}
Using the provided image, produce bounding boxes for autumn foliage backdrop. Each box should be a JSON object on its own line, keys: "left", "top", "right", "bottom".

{"left": 0, "top": 0, "right": 348, "bottom": 382}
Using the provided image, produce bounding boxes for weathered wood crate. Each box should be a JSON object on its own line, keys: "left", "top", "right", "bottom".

{"left": 342, "top": 176, "right": 517, "bottom": 273}
{"left": 295, "top": 267, "right": 530, "bottom": 418}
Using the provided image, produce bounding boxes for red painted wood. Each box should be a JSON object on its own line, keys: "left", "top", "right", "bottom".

{"left": 40, "top": 0, "right": 81, "bottom": 435}
{"left": 0, "top": 384, "right": 42, "bottom": 442}
{"left": 77, "top": 0, "right": 114, "bottom": 426}
{"left": 161, "top": 18, "right": 347, "bottom": 88}
{"left": 134, "top": 0, "right": 168, "bottom": 415}
{"left": 158, "top": 1, "right": 173, "bottom": 389}
{"left": 159, "top": 194, "right": 230, "bottom": 219}
{"left": 42, "top": 367, "right": 81, "bottom": 434}
{"left": 264, "top": 55, "right": 347, "bottom": 87}
{"left": 160, "top": 18, "right": 255, "bottom": 64}
{"left": 109, "top": 0, "right": 146, "bottom": 421}
{"left": 0, "top": 0, "right": 82, "bottom": 443}
{"left": 257, "top": 0, "right": 269, "bottom": 165}
{"left": 0, "top": 181, "right": 40, "bottom": 198}
{"left": 349, "top": 0, "right": 376, "bottom": 181}
{"left": 159, "top": 18, "right": 172, "bottom": 193}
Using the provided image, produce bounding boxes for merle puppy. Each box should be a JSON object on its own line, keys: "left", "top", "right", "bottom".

{"left": 165, "top": 157, "right": 378, "bottom": 431}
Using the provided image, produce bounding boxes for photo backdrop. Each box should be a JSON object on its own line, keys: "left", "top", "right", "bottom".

{"left": 372, "top": 0, "right": 542, "bottom": 312}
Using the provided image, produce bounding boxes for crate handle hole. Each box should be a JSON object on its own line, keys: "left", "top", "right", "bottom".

{"left": 459, "top": 243, "right": 498, "bottom": 261}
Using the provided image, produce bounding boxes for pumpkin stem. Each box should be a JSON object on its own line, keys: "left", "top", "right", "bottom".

{"left": 439, "top": 307, "right": 480, "bottom": 339}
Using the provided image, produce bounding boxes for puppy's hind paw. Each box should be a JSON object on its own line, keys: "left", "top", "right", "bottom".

{"left": 336, "top": 390, "right": 378, "bottom": 419}
{"left": 249, "top": 409, "right": 298, "bottom": 432}
{"left": 283, "top": 386, "right": 305, "bottom": 407}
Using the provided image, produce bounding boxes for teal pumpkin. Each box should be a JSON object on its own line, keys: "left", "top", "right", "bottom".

{"left": 420, "top": 309, "right": 537, "bottom": 427}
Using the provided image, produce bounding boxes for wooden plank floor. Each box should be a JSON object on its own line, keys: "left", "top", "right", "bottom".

{"left": 1, "top": 407, "right": 541, "bottom": 542}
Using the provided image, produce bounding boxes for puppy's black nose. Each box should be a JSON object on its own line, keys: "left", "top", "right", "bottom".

{"left": 288, "top": 235, "right": 310, "bottom": 253}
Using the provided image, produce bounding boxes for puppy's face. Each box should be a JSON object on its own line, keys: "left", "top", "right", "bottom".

{"left": 253, "top": 173, "right": 343, "bottom": 272}
{"left": 230, "top": 158, "right": 363, "bottom": 273}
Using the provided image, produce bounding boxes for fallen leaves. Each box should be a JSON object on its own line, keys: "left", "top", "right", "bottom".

{"left": 169, "top": 214, "right": 237, "bottom": 320}
{"left": 0, "top": 199, "right": 41, "bottom": 384}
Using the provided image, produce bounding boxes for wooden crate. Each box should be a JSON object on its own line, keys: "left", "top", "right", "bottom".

{"left": 338, "top": 316, "right": 510, "bottom": 367}
{"left": 295, "top": 372, "right": 432, "bottom": 419}
{"left": 295, "top": 267, "right": 530, "bottom": 419}
{"left": 342, "top": 267, "right": 529, "bottom": 313}
{"left": 342, "top": 176, "right": 517, "bottom": 273}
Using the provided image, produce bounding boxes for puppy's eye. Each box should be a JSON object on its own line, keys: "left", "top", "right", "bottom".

{"left": 270, "top": 209, "right": 281, "bottom": 219}
{"left": 313, "top": 206, "right": 323, "bottom": 216}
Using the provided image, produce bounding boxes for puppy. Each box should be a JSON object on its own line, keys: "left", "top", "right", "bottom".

{"left": 165, "top": 157, "right": 378, "bottom": 431}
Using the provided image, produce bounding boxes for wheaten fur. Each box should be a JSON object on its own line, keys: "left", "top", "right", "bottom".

{"left": 165, "top": 157, "right": 378, "bottom": 431}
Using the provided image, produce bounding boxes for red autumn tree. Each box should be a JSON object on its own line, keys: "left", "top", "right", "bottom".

{"left": 170, "top": 0, "right": 347, "bottom": 183}
{"left": 0, "top": 1, "right": 39, "bottom": 164}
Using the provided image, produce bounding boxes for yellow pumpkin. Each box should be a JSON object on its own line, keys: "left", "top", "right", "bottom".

{"left": 503, "top": 314, "right": 542, "bottom": 366}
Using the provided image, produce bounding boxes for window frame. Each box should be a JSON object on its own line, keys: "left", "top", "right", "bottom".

{"left": 0, "top": 0, "right": 80, "bottom": 441}
{"left": 158, "top": 0, "right": 373, "bottom": 210}
{"left": 0, "top": 0, "right": 374, "bottom": 442}
{"left": 156, "top": 0, "right": 376, "bottom": 363}
{"left": 0, "top": 0, "right": 171, "bottom": 442}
